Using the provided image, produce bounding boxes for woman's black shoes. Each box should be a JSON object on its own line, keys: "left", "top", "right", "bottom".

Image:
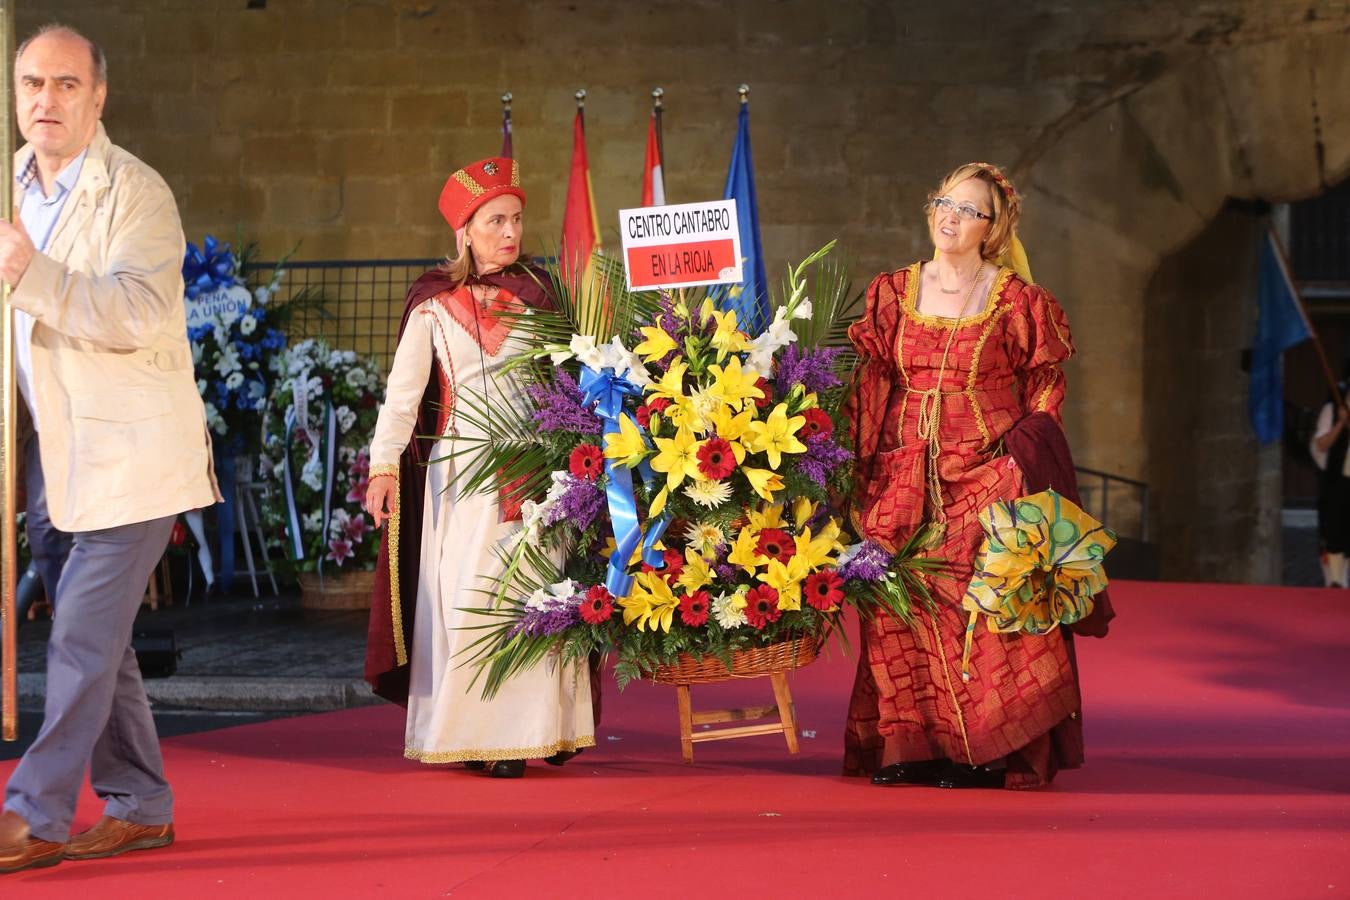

{"left": 870, "top": 759, "right": 945, "bottom": 786}
{"left": 489, "top": 759, "right": 526, "bottom": 779}
{"left": 934, "top": 762, "right": 1006, "bottom": 789}
{"left": 462, "top": 760, "right": 487, "bottom": 771}
{"left": 871, "top": 759, "right": 1005, "bottom": 789}
{"left": 544, "top": 748, "right": 584, "bottom": 767}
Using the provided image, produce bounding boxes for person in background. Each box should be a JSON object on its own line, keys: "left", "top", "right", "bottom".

{"left": 1309, "top": 369, "right": 1350, "bottom": 587}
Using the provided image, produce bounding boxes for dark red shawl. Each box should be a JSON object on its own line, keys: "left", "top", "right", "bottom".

{"left": 364, "top": 263, "right": 554, "bottom": 704}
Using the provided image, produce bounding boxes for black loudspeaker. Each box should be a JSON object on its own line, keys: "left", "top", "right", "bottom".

{"left": 132, "top": 628, "right": 181, "bottom": 679}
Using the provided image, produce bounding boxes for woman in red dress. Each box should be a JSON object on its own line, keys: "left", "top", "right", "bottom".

{"left": 845, "top": 162, "right": 1093, "bottom": 789}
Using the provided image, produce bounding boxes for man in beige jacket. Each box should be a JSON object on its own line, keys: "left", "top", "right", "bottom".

{"left": 0, "top": 25, "right": 220, "bottom": 874}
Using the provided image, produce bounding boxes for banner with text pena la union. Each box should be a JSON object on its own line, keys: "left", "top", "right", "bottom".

{"left": 618, "top": 199, "right": 742, "bottom": 292}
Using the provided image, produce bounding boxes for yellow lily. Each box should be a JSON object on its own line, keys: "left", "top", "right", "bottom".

{"left": 676, "top": 549, "right": 714, "bottom": 594}
{"left": 816, "top": 517, "right": 847, "bottom": 554}
{"left": 650, "top": 425, "right": 705, "bottom": 493}
{"left": 745, "top": 402, "right": 807, "bottom": 469}
{"left": 727, "top": 526, "right": 764, "bottom": 574}
{"left": 758, "top": 555, "right": 810, "bottom": 611}
{"left": 707, "top": 403, "right": 754, "bottom": 463}
{"left": 633, "top": 325, "right": 679, "bottom": 363}
{"left": 792, "top": 497, "right": 818, "bottom": 528}
{"left": 794, "top": 526, "right": 837, "bottom": 570}
{"left": 618, "top": 571, "right": 680, "bottom": 633}
{"left": 647, "top": 358, "right": 689, "bottom": 406}
{"left": 700, "top": 299, "right": 750, "bottom": 360}
{"left": 706, "top": 357, "right": 764, "bottom": 411}
{"left": 747, "top": 502, "right": 785, "bottom": 531}
{"left": 742, "top": 466, "right": 785, "bottom": 502}
{"left": 603, "top": 413, "right": 652, "bottom": 468}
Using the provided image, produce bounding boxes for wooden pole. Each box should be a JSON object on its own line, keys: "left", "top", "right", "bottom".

{"left": 1266, "top": 224, "right": 1345, "bottom": 412}
{"left": 2, "top": 0, "right": 19, "bottom": 742}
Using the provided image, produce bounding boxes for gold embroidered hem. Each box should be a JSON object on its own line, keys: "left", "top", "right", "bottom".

{"left": 388, "top": 486, "right": 406, "bottom": 666}
{"left": 404, "top": 734, "right": 597, "bottom": 764}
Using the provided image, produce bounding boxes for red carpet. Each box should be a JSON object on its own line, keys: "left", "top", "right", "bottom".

{"left": 4, "top": 581, "right": 1349, "bottom": 898}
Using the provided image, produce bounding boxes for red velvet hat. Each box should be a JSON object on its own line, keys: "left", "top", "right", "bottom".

{"left": 437, "top": 157, "right": 526, "bottom": 230}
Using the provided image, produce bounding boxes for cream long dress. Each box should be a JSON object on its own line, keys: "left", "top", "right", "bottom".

{"left": 368, "top": 290, "right": 595, "bottom": 763}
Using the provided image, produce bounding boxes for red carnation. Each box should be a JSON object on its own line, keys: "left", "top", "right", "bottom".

{"left": 800, "top": 408, "right": 833, "bottom": 439}
{"left": 744, "top": 585, "right": 782, "bottom": 629}
{"left": 697, "top": 437, "right": 737, "bottom": 480}
{"left": 635, "top": 405, "right": 653, "bottom": 429}
{"left": 803, "top": 568, "right": 845, "bottom": 611}
{"left": 569, "top": 444, "right": 605, "bottom": 481}
{"left": 752, "top": 378, "right": 773, "bottom": 409}
{"left": 679, "top": 590, "right": 710, "bottom": 627}
{"left": 648, "top": 397, "right": 672, "bottom": 416}
{"left": 579, "top": 585, "right": 614, "bottom": 624}
{"left": 756, "top": 528, "right": 795, "bottom": 564}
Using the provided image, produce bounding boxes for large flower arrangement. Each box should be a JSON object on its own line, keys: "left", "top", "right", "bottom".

{"left": 450, "top": 244, "right": 940, "bottom": 695}
{"left": 257, "top": 339, "right": 385, "bottom": 574}
{"left": 183, "top": 236, "right": 321, "bottom": 459}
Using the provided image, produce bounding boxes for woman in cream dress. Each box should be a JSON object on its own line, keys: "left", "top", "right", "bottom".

{"left": 364, "top": 157, "right": 593, "bottom": 778}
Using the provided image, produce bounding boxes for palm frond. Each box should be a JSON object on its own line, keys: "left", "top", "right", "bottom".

{"left": 424, "top": 381, "right": 554, "bottom": 502}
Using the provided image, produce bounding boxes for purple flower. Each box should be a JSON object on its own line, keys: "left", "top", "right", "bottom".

{"left": 839, "top": 540, "right": 891, "bottom": 583}
{"left": 775, "top": 345, "right": 845, "bottom": 397}
{"left": 544, "top": 476, "right": 606, "bottom": 532}
{"left": 796, "top": 433, "right": 853, "bottom": 487}
{"left": 714, "top": 562, "right": 738, "bottom": 582}
{"left": 527, "top": 370, "right": 601, "bottom": 434}
{"left": 510, "top": 601, "right": 580, "bottom": 638}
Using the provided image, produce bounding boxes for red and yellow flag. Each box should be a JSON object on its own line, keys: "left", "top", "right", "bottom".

{"left": 560, "top": 107, "right": 601, "bottom": 285}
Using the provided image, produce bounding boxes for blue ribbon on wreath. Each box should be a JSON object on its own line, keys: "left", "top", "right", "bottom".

{"left": 183, "top": 235, "right": 238, "bottom": 300}
{"left": 578, "top": 366, "right": 672, "bottom": 598}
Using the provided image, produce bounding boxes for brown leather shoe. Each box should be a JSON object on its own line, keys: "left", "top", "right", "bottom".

{"left": 0, "top": 810, "right": 64, "bottom": 875}
{"left": 64, "top": 816, "right": 174, "bottom": 861}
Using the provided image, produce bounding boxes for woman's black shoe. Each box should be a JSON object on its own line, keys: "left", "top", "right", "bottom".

{"left": 462, "top": 760, "right": 487, "bottom": 771}
{"left": 870, "top": 759, "right": 945, "bottom": 786}
{"left": 489, "top": 759, "right": 526, "bottom": 779}
{"left": 544, "top": 747, "right": 584, "bottom": 767}
{"left": 934, "top": 762, "right": 1006, "bottom": 789}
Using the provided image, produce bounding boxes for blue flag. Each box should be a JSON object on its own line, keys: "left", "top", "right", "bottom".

{"left": 1248, "top": 231, "right": 1311, "bottom": 443}
{"left": 719, "top": 103, "right": 769, "bottom": 334}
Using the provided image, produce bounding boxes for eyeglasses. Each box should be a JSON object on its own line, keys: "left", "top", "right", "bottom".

{"left": 929, "top": 196, "right": 993, "bottom": 222}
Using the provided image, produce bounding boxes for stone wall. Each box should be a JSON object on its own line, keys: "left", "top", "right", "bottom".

{"left": 16, "top": 0, "right": 1350, "bottom": 580}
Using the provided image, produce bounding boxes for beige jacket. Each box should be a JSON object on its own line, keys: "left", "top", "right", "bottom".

{"left": 11, "top": 123, "right": 221, "bottom": 532}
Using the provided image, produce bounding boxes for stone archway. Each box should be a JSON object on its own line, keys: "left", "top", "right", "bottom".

{"left": 1004, "top": 31, "right": 1350, "bottom": 581}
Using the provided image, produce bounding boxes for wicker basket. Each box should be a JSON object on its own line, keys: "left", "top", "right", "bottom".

{"left": 298, "top": 569, "right": 375, "bottom": 610}
{"left": 649, "top": 635, "right": 820, "bottom": 685}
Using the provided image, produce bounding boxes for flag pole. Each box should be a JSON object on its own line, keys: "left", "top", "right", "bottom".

{"left": 2, "top": 0, "right": 20, "bottom": 742}
{"left": 651, "top": 86, "right": 664, "bottom": 170}
{"left": 500, "top": 91, "right": 513, "bottom": 158}
{"left": 1267, "top": 224, "right": 1344, "bottom": 411}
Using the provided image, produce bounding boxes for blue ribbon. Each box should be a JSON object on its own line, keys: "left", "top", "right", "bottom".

{"left": 183, "top": 234, "right": 238, "bottom": 300}
{"left": 578, "top": 366, "right": 672, "bottom": 597}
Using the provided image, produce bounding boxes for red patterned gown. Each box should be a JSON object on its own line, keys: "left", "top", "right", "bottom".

{"left": 844, "top": 263, "right": 1084, "bottom": 789}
